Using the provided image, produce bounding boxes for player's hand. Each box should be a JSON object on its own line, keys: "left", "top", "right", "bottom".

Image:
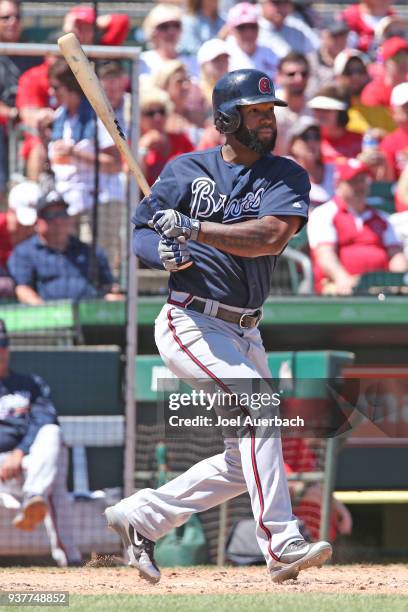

{"left": 149, "top": 210, "right": 201, "bottom": 241}
{"left": 0, "top": 448, "right": 24, "bottom": 482}
{"left": 158, "top": 236, "right": 192, "bottom": 272}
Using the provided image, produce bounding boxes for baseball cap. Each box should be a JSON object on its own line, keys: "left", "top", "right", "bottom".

{"left": 0, "top": 319, "right": 9, "bottom": 349}
{"left": 336, "top": 158, "right": 371, "bottom": 182}
{"left": 67, "top": 5, "right": 96, "bottom": 25}
{"left": 286, "top": 116, "right": 320, "bottom": 142}
{"left": 37, "top": 190, "right": 69, "bottom": 217}
{"left": 391, "top": 82, "right": 408, "bottom": 107}
{"left": 333, "top": 49, "right": 370, "bottom": 76}
{"left": 322, "top": 18, "right": 348, "bottom": 36}
{"left": 227, "top": 2, "right": 259, "bottom": 28}
{"left": 381, "top": 36, "right": 408, "bottom": 61}
{"left": 143, "top": 4, "right": 182, "bottom": 39}
{"left": 8, "top": 181, "right": 40, "bottom": 226}
{"left": 197, "top": 39, "right": 230, "bottom": 66}
{"left": 307, "top": 95, "right": 347, "bottom": 111}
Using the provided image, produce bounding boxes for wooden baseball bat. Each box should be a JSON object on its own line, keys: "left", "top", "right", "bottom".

{"left": 57, "top": 33, "right": 151, "bottom": 197}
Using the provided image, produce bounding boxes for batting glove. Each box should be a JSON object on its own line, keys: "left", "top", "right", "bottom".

{"left": 158, "top": 236, "right": 192, "bottom": 272}
{"left": 149, "top": 210, "right": 201, "bottom": 241}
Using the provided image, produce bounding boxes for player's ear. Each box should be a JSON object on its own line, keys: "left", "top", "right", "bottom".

{"left": 214, "top": 109, "right": 241, "bottom": 134}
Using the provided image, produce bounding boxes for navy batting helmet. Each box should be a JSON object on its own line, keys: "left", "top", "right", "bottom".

{"left": 212, "top": 69, "right": 287, "bottom": 134}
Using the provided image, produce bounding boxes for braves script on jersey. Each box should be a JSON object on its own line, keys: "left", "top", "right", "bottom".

{"left": 132, "top": 147, "right": 310, "bottom": 307}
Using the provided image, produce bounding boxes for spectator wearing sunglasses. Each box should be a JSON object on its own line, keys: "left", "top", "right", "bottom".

{"left": 138, "top": 88, "right": 194, "bottom": 186}
{"left": 273, "top": 52, "right": 313, "bottom": 155}
{"left": 153, "top": 60, "right": 207, "bottom": 145}
{"left": 8, "top": 191, "right": 120, "bottom": 305}
{"left": 334, "top": 49, "right": 396, "bottom": 135}
{"left": 225, "top": 3, "right": 279, "bottom": 79}
{"left": 287, "top": 117, "right": 335, "bottom": 209}
{"left": 308, "top": 86, "right": 363, "bottom": 164}
{"left": 141, "top": 4, "right": 198, "bottom": 79}
{"left": 257, "top": 0, "right": 318, "bottom": 59}
{"left": 179, "top": 0, "right": 225, "bottom": 56}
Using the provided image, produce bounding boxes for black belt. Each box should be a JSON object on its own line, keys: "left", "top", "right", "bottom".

{"left": 184, "top": 299, "right": 262, "bottom": 329}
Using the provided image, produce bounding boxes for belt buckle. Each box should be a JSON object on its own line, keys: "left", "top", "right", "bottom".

{"left": 239, "top": 309, "right": 262, "bottom": 329}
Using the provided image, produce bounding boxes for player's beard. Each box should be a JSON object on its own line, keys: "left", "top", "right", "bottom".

{"left": 234, "top": 124, "right": 277, "bottom": 155}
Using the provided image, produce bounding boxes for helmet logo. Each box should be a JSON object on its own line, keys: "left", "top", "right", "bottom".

{"left": 259, "top": 77, "right": 272, "bottom": 94}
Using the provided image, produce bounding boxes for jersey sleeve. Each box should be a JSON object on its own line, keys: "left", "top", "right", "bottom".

{"left": 16, "top": 375, "right": 58, "bottom": 454}
{"left": 258, "top": 161, "right": 310, "bottom": 229}
{"left": 131, "top": 161, "right": 182, "bottom": 229}
{"left": 307, "top": 201, "right": 338, "bottom": 249}
{"left": 131, "top": 160, "right": 182, "bottom": 269}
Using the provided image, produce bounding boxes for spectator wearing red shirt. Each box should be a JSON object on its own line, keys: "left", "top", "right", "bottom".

{"left": 340, "top": 0, "right": 395, "bottom": 55}
{"left": 380, "top": 83, "right": 408, "bottom": 183}
{"left": 0, "top": 181, "right": 40, "bottom": 267}
{"left": 0, "top": 181, "right": 40, "bottom": 298}
{"left": 138, "top": 88, "right": 194, "bottom": 186}
{"left": 361, "top": 37, "right": 408, "bottom": 108}
{"left": 307, "top": 158, "right": 408, "bottom": 294}
{"left": 308, "top": 87, "right": 362, "bottom": 164}
{"left": 62, "top": 4, "right": 129, "bottom": 46}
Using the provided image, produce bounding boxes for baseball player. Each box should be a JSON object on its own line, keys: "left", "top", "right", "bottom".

{"left": 0, "top": 320, "right": 81, "bottom": 566}
{"left": 106, "top": 69, "right": 332, "bottom": 583}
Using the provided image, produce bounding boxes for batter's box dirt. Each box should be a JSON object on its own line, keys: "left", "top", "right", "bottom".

{"left": 1, "top": 565, "right": 407, "bottom": 595}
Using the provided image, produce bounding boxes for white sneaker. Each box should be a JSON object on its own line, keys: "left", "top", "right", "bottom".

{"left": 270, "top": 539, "right": 332, "bottom": 583}
{"left": 105, "top": 505, "right": 161, "bottom": 584}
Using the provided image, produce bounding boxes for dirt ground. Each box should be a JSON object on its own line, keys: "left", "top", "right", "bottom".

{"left": 1, "top": 564, "right": 408, "bottom": 596}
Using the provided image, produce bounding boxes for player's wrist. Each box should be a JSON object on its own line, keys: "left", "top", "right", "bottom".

{"left": 190, "top": 218, "right": 201, "bottom": 241}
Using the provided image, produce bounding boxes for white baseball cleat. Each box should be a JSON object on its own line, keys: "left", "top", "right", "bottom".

{"left": 104, "top": 505, "right": 161, "bottom": 584}
{"left": 270, "top": 539, "right": 332, "bottom": 583}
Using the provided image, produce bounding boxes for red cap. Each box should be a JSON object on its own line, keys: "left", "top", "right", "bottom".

{"left": 381, "top": 36, "right": 408, "bottom": 61}
{"left": 68, "top": 6, "right": 96, "bottom": 25}
{"left": 335, "top": 158, "right": 371, "bottom": 182}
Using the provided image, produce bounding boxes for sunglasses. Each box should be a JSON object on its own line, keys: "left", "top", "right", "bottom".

{"left": 142, "top": 107, "right": 166, "bottom": 118}
{"left": 156, "top": 21, "right": 181, "bottom": 32}
{"left": 344, "top": 67, "right": 366, "bottom": 76}
{"left": 236, "top": 23, "right": 259, "bottom": 31}
{"left": 0, "top": 13, "right": 20, "bottom": 21}
{"left": 283, "top": 70, "right": 309, "bottom": 78}
{"left": 301, "top": 131, "right": 320, "bottom": 142}
{"left": 266, "top": 0, "right": 292, "bottom": 5}
{"left": 41, "top": 210, "right": 68, "bottom": 221}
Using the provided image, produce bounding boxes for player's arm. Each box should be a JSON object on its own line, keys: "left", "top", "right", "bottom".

{"left": 150, "top": 161, "right": 310, "bottom": 257}
{"left": 197, "top": 215, "right": 302, "bottom": 257}
{"left": 313, "top": 244, "right": 359, "bottom": 295}
{"left": 16, "top": 376, "right": 58, "bottom": 456}
{"left": 132, "top": 164, "right": 190, "bottom": 270}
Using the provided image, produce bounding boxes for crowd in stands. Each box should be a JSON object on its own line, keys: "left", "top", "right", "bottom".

{"left": 0, "top": 0, "right": 406, "bottom": 300}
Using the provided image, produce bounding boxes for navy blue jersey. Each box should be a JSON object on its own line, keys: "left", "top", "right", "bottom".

{"left": 132, "top": 147, "right": 310, "bottom": 308}
{"left": 0, "top": 371, "right": 58, "bottom": 454}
